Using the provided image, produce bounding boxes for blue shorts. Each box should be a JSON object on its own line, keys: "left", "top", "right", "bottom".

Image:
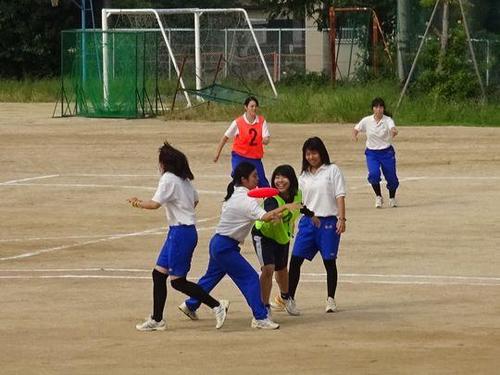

{"left": 231, "top": 151, "right": 269, "bottom": 187}
{"left": 156, "top": 225, "right": 198, "bottom": 277}
{"left": 292, "top": 216, "right": 341, "bottom": 261}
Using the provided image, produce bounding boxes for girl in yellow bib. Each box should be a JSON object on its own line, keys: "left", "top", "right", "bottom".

{"left": 213, "top": 96, "right": 270, "bottom": 187}
{"left": 251, "top": 165, "right": 313, "bottom": 316}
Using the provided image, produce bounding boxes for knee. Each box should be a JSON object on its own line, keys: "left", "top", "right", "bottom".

{"left": 152, "top": 268, "right": 167, "bottom": 282}
{"left": 170, "top": 277, "right": 186, "bottom": 291}
{"left": 290, "top": 256, "right": 304, "bottom": 270}
{"left": 322, "top": 259, "right": 337, "bottom": 273}
{"left": 260, "top": 265, "right": 274, "bottom": 279}
{"left": 367, "top": 170, "right": 381, "bottom": 184}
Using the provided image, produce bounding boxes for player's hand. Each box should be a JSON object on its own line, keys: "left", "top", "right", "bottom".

{"left": 270, "top": 212, "right": 282, "bottom": 223}
{"left": 285, "top": 202, "right": 302, "bottom": 211}
{"left": 311, "top": 216, "right": 321, "bottom": 228}
{"left": 213, "top": 155, "right": 219, "bottom": 163}
{"left": 127, "top": 197, "right": 142, "bottom": 208}
{"left": 336, "top": 219, "right": 346, "bottom": 234}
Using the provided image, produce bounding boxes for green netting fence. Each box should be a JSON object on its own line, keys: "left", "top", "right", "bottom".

{"left": 58, "top": 30, "right": 166, "bottom": 118}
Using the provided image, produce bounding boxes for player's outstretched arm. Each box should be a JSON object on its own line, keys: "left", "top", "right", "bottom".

{"left": 214, "top": 136, "right": 229, "bottom": 162}
{"left": 260, "top": 202, "right": 301, "bottom": 222}
{"left": 127, "top": 197, "right": 161, "bottom": 210}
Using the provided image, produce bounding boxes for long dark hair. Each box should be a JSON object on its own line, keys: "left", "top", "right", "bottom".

{"left": 301, "top": 137, "right": 331, "bottom": 173}
{"left": 271, "top": 164, "right": 298, "bottom": 203}
{"left": 224, "top": 161, "right": 256, "bottom": 201}
{"left": 158, "top": 142, "right": 194, "bottom": 180}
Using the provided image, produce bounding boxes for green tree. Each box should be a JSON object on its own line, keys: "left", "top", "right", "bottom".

{"left": 0, "top": 1, "right": 79, "bottom": 78}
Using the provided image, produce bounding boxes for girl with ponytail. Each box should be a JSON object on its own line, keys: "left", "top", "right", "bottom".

{"left": 180, "top": 162, "right": 300, "bottom": 330}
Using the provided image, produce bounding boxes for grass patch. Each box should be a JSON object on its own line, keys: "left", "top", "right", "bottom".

{"left": 1, "top": 78, "right": 499, "bottom": 126}
{"left": 0, "top": 78, "right": 60, "bottom": 102}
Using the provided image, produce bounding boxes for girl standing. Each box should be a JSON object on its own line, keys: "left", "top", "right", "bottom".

{"left": 352, "top": 97, "right": 399, "bottom": 208}
{"left": 128, "top": 142, "right": 229, "bottom": 331}
{"left": 179, "top": 162, "right": 300, "bottom": 329}
{"left": 213, "top": 96, "right": 270, "bottom": 187}
{"left": 288, "top": 137, "right": 347, "bottom": 314}
{"left": 251, "top": 165, "right": 303, "bottom": 316}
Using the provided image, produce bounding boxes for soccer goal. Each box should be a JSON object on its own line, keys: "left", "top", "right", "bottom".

{"left": 101, "top": 8, "right": 278, "bottom": 109}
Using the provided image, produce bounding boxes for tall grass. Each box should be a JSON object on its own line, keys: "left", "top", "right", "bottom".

{"left": 0, "top": 78, "right": 60, "bottom": 102}
{"left": 1, "top": 78, "right": 499, "bottom": 126}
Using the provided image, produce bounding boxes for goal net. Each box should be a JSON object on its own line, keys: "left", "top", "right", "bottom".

{"left": 102, "top": 8, "right": 278, "bottom": 109}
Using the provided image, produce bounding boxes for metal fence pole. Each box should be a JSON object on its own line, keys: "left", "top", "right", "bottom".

{"left": 224, "top": 28, "right": 228, "bottom": 78}
{"left": 278, "top": 29, "right": 282, "bottom": 81}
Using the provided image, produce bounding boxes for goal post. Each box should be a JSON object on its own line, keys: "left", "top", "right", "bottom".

{"left": 101, "top": 8, "right": 278, "bottom": 108}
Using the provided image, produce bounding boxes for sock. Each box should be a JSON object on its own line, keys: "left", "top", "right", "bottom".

{"left": 371, "top": 183, "right": 382, "bottom": 197}
{"left": 152, "top": 269, "right": 167, "bottom": 322}
{"left": 288, "top": 256, "right": 305, "bottom": 299}
{"left": 389, "top": 189, "right": 396, "bottom": 199}
{"left": 170, "top": 277, "right": 219, "bottom": 309}
{"left": 323, "top": 259, "right": 338, "bottom": 299}
{"left": 280, "top": 291, "right": 290, "bottom": 300}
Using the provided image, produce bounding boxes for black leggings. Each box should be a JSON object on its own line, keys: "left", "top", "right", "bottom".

{"left": 288, "top": 256, "right": 338, "bottom": 299}
{"left": 151, "top": 270, "right": 220, "bottom": 322}
{"left": 170, "top": 277, "right": 219, "bottom": 309}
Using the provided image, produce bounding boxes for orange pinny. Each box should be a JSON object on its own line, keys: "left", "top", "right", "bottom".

{"left": 231, "top": 115, "right": 265, "bottom": 159}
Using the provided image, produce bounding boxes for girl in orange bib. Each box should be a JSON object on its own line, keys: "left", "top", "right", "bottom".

{"left": 213, "top": 96, "right": 270, "bottom": 187}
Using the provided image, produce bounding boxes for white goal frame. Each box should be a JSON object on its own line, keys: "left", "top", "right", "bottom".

{"left": 101, "top": 8, "right": 278, "bottom": 107}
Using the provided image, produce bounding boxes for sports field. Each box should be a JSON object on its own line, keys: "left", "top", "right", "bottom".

{"left": 1, "top": 103, "right": 499, "bottom": 374}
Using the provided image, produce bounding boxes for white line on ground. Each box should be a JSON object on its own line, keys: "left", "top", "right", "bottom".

{"left": 0, "top": 273, "right": 498, "bottom": 286}
{"left": 2, "top": 182, "right": 157, "bottom": 190}
{"left": 0, "top": 224, "right": 217, "bottom": 261}
{"left": 0, "top": 175, "right": 59, "bottom": 185}
{"left": 1, "top": 182, "right": 226, "bottom": 194}
{"left": 0, "top": 216, "right": 220, "bottom": 243}
{"left": 0, "top": 269, "right": 498, "bottom": 282}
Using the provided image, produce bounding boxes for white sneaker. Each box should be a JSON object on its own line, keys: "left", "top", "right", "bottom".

{"left": 375, "top": 196, "right": 383, "bottom": 208}
{"left": 214, "top": 299, "right": 230, "bottom": 329}
{"left": 389, "top": 198, "right": 398, "bottom": 207}
{"left": 285, "top": 298, "right": 300, "bottom": 316}
{"left": 270, "top": 295, "right": 286, "bottom": 311}
{"left": 135, "top": 317, "right": 166, "bottom": 331}
{"left": 251, "top": 317, "right": 280, "bottom": 330}
{"left": 178, "top": 302, "right": 199, "bottom": 321}
{"left": 325, "top": 297, "right": 337, "bottom": 313}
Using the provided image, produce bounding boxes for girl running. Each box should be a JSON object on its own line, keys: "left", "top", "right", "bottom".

{"left": 128, "top": 142, "right": 229, "bottom": 331}
{"left": 288, "top": 137, "right": 347, "bottom": 314}
{"left": 251, "top": 165, "right": 305, "bottom": 317}
{"left": 179, "top": 162, "right": 300, "bottom": 329}
{"left": 213, "top": 96, "right": 270, "bottom": 187}
{"left": 352, "top": 97, "right": 400, "bottom": 208}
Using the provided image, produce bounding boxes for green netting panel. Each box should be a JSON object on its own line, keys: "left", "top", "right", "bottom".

{"left": 61, "top": 30, "right": 164, "bottom": 118}
{"left": 183, "top": 84, "right": 257, "bottom": 104}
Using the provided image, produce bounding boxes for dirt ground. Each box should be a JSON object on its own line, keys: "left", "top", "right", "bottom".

{"left": 0, "top": 103, "right": 499, "bottom": 375}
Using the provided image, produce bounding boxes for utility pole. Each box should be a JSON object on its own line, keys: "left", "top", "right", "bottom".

{"left": 397, "top": 0, "right": 410, "bottom": 82}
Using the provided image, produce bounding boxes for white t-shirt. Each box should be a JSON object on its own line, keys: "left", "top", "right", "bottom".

{"left": 215, "top": 186, "right": 267, "bottom": 243}
{"left": 355, "top": 114, "right": 396, "bottom": 150}
{"left": 152, "top": 172, "right": 199, "bottom": 226}
{"left": 299, "top": 164, "right": 346, "bottom": 217}
{"left": 224, "top": 113, "right": 270, "bottom": 138}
